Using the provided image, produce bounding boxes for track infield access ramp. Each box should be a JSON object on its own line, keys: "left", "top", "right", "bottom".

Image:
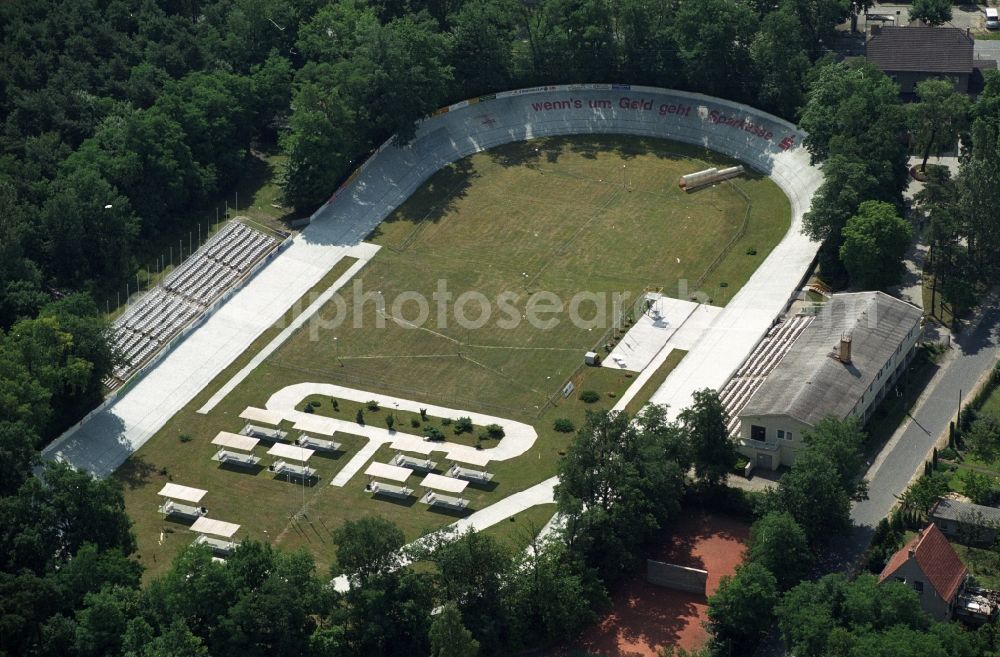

{"left": 44, "top": 84, "right": 821, "bottom": 476}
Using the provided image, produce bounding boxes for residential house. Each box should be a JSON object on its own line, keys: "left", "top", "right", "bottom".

{"left": 879, "top": 523, "right": 968, "bottom": 620}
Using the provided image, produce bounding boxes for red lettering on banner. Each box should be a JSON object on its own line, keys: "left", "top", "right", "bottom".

{"left": 705, "top": 110, "right": 773, "bottom": 141}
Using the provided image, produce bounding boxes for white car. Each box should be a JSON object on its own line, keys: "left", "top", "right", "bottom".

{"left": 987, "top": 7, "right": 999, "bottom": 30}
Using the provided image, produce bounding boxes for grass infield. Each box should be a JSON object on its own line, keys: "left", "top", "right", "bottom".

{"left": 117, "top": 135, "right": 790, "bottom": 580}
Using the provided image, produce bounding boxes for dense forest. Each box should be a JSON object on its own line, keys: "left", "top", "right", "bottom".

{"left": 5, "top": 0, "right": 1000, "bottom": 656}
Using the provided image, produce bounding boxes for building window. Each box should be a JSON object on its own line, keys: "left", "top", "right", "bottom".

{"left": 777, "top": 429, "right": 784, "bottom": 439}
{"left": 786, "top": 431, "right": 793, "bottom": 441}
{"left": 751, "top": 425, "right": 766, "bottom": 442}
{"left": 914, "top": 581, "right": 924, "bottom": 594}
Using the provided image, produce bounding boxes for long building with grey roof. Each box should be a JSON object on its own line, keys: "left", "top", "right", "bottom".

{"left": 738, "top": 292, "right": 922, "bottom": 470}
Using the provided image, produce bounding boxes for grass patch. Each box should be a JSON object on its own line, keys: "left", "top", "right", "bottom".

{"left": 623, "top": 349, "right": 688, "bottom": 417}
{"left": 117, "top": 135, "right": 789, "bottom": 581}
{"left": 299, "top": 395, "right": 501, "bottom": 447}
{"left": 479, "top": 504, "right": 557, "bottom": 551}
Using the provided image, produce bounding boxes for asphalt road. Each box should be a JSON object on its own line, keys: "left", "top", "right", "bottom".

{"left": 839, "top": 298, "right": 1000, "bottom": 558}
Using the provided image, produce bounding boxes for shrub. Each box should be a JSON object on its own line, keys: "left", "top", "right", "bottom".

{"left": 454, "top": 416, "right": 473, "bottom": 434}
{"left": 746, "top": 246, "right": 757, "bottom": 255}
{"left": 553, "top": 418, "right": 575, "bottom": 433}
{"left": 356, "top": 409, "right": 365, "bottom": 425}
{"left": 486, "top": 423, "right": 505, "bottom": 439}
{"left": 410, "top": 418, "right": 421, "bottom": 428}
{"left": 442, "top": 417, "right": 452, "bottom": 426}
{"left": 309, "top": 399, "right": 321, "bottom": 408}
{"left": 331, "top": 398, "right": 339, "bottom": 411}
{"left": 366, "top": 400, "right": 380, "bottom": 411}
{"left": 420, "top": 408, "right": 428, "bottom": 420}
{"left": 579, "top": 390, "right": 600, "bottom": 403}
{"left": 385, "top": 414, "right": 395, "bottom": 430}
{"left": 304, "top": 405, "right": 315, "bottom": 414}
{"left": 179, "top": 433, "right": 192, "bottom": 443}
{"left": 424, "top": 426, "right": 445, "bottom": 441}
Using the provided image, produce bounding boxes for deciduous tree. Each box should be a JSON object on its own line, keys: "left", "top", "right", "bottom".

{"left": 840, "top": 200, "right": 912, "bottom": 290}
{"left": 679, "top": 389, "right": 736, "bottom": 487}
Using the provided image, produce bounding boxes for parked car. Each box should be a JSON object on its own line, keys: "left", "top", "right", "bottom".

{"left": 986, "top": 8, "right": 999, "bottom": 30}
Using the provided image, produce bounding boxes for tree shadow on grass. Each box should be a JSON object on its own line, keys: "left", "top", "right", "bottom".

{"left": 487, "top": 139, "right": 547, "bottom": 168}
{"left": 218, "top": 462, "right": 265, "bottom": 476}
{"left": 367, "top": 159, "right": 476, "bottom": 245}
{"left": 371, "top": 493, "right": 419, "bottom": 508}
{"left": 425, "top": 504, "right": 473, "bottom": 518}
{"left": 116, "top": 456, "right": 157, "bottom": 490}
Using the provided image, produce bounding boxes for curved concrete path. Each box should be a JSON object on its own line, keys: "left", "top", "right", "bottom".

{"left": 262, "top": 382, "right": 537, "bottom": 486}
{"left": 43, "top": 84, "right": 822, "bottom": 487}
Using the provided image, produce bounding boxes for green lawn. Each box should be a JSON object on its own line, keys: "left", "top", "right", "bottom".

{"left": 117, "top": 135, "right": 791, "bottom": 581}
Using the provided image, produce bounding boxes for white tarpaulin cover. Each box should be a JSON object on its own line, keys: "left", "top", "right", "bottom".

{"left": 190, "top": 517, "right": 240, "bottom": 538}
{"left": 157, "top": 483, "right": 207, "bottom": 503}
{"left": 420, "top": 472, "right": 468, "bottom": 493}
{"left": 364, "top": 461, "right": 412, "bottom": 482}
{"left": 212, "top": 431, "right": 259, "bottom": 452}
{"left": 267, "top": 442, "right": 315, "bottom": 462}
{"left": 449, "top": 451, "right": 491, "bottom": 467}
{"left": 239, "top": 407, "right": 284, "bottom": 426}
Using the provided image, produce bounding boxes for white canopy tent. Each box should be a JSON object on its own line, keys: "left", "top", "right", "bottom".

{"left": 239, "top": 406, "right": 284, "bottom": 426}
{"left": 293, "top": 414, "right": 338, "bottom": 436}
{"left": 157, "top": 483, "right": 207, "bottom": 504}
{"left": 449, "top": 451, "right": 491, "bottom": 467}
{"left": 190, "top": 517, "right": 241, "bottom": 539}
{"left": 267, "top": 442, "right": 315, "bottom": 462}
{"left": 212, "top": 431, "right": 259, "bottom": 452}
{"left": 419, "top": 473, "right": 468, "bottom": 494}
{"left": 364, "top": 461, "right": 412, "bottom": 482}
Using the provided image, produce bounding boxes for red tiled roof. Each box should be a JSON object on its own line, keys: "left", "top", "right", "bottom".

{"left": 879, "top": 523, "right": 967, "bottom": 602}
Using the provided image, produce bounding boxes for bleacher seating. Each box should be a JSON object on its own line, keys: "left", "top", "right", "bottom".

{"left": 105, "top": 222, "right": 281, "bottom": 389}
{"left": 719, "top": 315, "right": 813, "bottom": 437}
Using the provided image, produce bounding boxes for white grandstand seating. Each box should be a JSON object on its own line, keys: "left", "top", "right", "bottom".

{"left": 720, "top": 315, "right": 813, "bottom": 436}
{"left": 104, "top": 222, "right": 281, "bottom": 389}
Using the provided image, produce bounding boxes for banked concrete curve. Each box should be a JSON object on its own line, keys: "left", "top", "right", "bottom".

{"left": 44, "top": 84, "right": 822, "bottom": 477}
{"left": 310, "top": 84, "right": 821, "bottom": 243}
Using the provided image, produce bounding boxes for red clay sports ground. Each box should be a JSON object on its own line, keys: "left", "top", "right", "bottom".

{"left": 574, "top": 511, "right": 750, "bottom": 657}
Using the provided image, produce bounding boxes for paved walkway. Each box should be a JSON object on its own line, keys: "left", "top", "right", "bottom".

{"left": 262, "top": 382, "right": 538, "bottom": 486}
{"left": 333, "top": 476, "right": 557, "bottom": 591}
{"left": 197, "top": 244, "right": 380, "bottom": 414}
{"left": 602, "top": 297, "right": 699, "bottom": 373}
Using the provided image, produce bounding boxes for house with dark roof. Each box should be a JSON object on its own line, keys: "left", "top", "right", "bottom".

{"left": 879, "top": 523, "right": 968, "bottom": 620}
{"left": 866, "top": 25, "right": 995, "bottom": 95}
{"left": 931, "top": 498, "right": 1000, "bottom": 546}
{"left": 738, "top": 292, "right": 922, "bottom": 470}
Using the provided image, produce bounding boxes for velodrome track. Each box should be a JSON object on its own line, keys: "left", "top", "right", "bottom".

{"left": 43, "top": 84, "right": 822, "bottom": 476}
